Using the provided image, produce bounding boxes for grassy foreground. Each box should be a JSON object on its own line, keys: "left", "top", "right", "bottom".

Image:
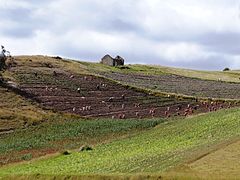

{"left": 1, "top": 108, "right": 240, "bottom": 178}
{"left": 0, "top": 117, "right": 162, "bottom": 166}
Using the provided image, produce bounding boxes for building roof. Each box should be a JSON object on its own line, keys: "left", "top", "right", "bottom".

{"left": 101, "top": 54, "right": 113, "bottom": 60}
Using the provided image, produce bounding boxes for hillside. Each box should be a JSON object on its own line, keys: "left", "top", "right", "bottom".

{"left": 1, "top": 108, "right": 240, "bottom": 179}
{"left": 9, "top": 55, "right": 240, "bottom": 100}
{"left": 1, "top": 55, "right": 240, "bottom": 179}
{"left": 3, "top": 55, "right": 237, "bottom": 121}
{"left": 0, "top": 86, "right": 162, "bottom": 166}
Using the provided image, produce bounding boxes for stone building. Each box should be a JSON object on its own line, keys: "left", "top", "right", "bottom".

{"left": 100, "top": 54, "right": 124, "bottom": 66}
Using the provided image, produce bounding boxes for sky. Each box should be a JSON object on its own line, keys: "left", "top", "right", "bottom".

{"left": 0, "top": 0, "right": 240, "bottom": 70}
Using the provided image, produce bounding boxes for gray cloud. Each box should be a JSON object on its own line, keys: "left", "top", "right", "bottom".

{"left": 195, "top": 32, "right": 240, "bottom": 55}
{"left": 0, "top": 4, "right": 49, "bottom": 38}
{"left": 0, "top": 0, "right": 240, "bottom": 70}
{"left": 0, "top": 7, "right": 32, "bottom": 22}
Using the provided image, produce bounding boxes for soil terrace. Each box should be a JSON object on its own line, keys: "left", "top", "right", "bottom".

{"left": 9, "top": 67, "right": 237, "bottom": 119}
{"left": 98, "top": 71, "right": 240, "bottom": 100}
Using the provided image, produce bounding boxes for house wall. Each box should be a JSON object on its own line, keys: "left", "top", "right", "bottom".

{"left": 101, "top": 56, "right": 115, "bottom": 66}
{"left": 115, "top": 59, "right": 124, "bottom": 66}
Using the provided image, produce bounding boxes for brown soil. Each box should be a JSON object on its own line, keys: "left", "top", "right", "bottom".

{"left": 11, "top": 68, "right": 236, "bottom": 119}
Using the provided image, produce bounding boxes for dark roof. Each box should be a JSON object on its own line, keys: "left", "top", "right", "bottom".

{"left": 102, "top": 54, "right": 113, "bottom": 60}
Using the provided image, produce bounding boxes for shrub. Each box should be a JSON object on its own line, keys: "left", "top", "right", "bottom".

{"left": 53, "top": 56, "right": 62, "bottom": 60}
{"left": 116, "top": 66, "right": 130, "bottom": 70}
{"left": 43, "top": 62, "right": 53, "bottom": 68}
{"left": 62, "top": 150, "right": 71, "bottom": 155}
{"left": 79, "top": 145, "right": 93, "bottom": 152}
{"left": 223, "top": 67, "right": 230, "bottom": 71}
{"left": 21, "top": 153, "right": 33, "bottom": 161}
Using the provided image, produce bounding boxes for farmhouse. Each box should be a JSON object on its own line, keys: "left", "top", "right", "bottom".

{"left": 101, "top": 54, "right": 124, "bottom": 66}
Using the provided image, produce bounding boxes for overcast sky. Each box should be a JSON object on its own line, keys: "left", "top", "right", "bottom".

{"left": 1, "top": 0, "right": 240, "bottom": 70}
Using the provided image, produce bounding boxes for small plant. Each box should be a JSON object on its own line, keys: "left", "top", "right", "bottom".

{"left": 53, "top": 56, "right": 62, "bottom": 60}
{"left": 62, "top": 150, "right": 71, "bottom": 155}
{"left": 43, "top": 62, "right": 53, "bottom": 68}
{"left": 79, "top": 145, "right": 93, "bottom": 152}
{"left": 116, "top": 66, "right": 130, "bottom": 70}
{"left": 21, "top": 153, "right": 33, "bottom": 161}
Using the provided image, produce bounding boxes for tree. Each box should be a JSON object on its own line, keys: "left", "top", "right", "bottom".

{"left": 0, "top": 46, "right": 6, "bottom": 70}
{"left": 0, "top": 45, "right": 12, "bottom": 70}
{"left": 223, "top": 67, "right": 230, "bottom": 71}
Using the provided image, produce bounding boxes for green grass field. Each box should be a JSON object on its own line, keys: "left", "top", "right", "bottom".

{"left": 0, "top": 115, "right": 162, "bottom": 166}
{"left": 1, "top": 108, "right": 240, "bottom": 179}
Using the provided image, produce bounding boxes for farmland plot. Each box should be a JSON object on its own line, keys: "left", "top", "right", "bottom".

{"left": 98, "top": 71, "right": 240, "bottom": 99}
{"left": 1, "top": 108, "right": 240, "bottom": 178}
{"left": 9, "top": 66, "right": 237, "bottom": 120}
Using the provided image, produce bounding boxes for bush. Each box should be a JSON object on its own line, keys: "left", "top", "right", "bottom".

{"left": 21, "top": 153, "right": 33, "bottom": 161}
{"left": 223, "top": 67, "right": 230, "bottom": 71}
{"left": 79, "top": 145, "right": 93, "bottom": 152}
{"left": 62, "top": 150, "right": 71, "bottom": 155}
{"left": 43, "top": 62, "right": 53, "bottom": 68}
{"left": 53, "top": 56, "right": 62, "bottom": 60}
{"left": 116, "top": 66, "right": 130, "bottom": 70}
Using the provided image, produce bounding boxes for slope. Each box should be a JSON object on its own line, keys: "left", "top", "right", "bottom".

{"left": 1, "top": 108, "right": 240, "bottom": 179}
{"left": 14, "top": 55, "right": 240, "bottom": 100}
{"left": 0, "top": 56, "right": 166, "bottom": 165}
{"left": 3, "top": 55, "right": 217, "bottom": 119}
{"left": 0, "top": 81, "right": 163, "bottom": 166}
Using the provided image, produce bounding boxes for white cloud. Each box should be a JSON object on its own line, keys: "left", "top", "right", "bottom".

{"left": 0, "top": 0, "right": 240, "bottom": 70}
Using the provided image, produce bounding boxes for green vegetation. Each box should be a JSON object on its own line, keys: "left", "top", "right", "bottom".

{"left": 1, "top": 108, "right": 240, "bottom": 178}
{"left": 0, "top": 115, "right": 162, "bottom": 165}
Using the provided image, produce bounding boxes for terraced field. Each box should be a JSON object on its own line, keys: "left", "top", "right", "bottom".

{"left": 98, "top": 71, "right": 240, "bottom": 99}
{"left": 3, "top": 56, "right": 238, "bottom": 121}
{"left": 8, "top": 65, "right": 217, "bottom": 120}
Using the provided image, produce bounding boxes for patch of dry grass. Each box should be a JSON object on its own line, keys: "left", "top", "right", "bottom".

{"left": 0, "top": 86, "right": 49, "bottom": 131}
{"left": 186, "top": 140, "right": 240, "bottom": 178}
